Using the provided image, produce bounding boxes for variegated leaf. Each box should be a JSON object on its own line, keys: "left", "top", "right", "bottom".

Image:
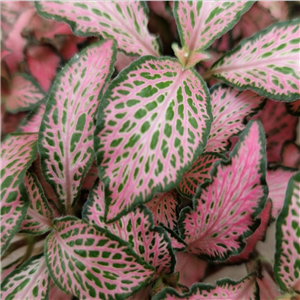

{"left": 274, "top": 171, "right": 300, "bottom": 293}
{"left": 209, "top": 20, "right": 300, "bottom": 101}
{"left": 95, "top": 56, "right": 212, "bottom": 222}
{"left": 162, "top": 226, "right": 187, "bottom": 251}
{"left": 38, "top": 40, "right": 116, "bottom": 212}
{"left": 206, "top": 85, "right": 265, "bottom": 153}
{"left": 20, "top": 172, "right": 53, "bottom": 235}
{"left": 173, "top": 1, "right": 252, "bottom": 67}
{"left": 258, "top": 1, "right": 288, "bottom": 21}
{"left": 281, "top": 142, "right": 300, "bottom": 169}
{"left": 177, "top": 152, "right": 225, "bottom": 198}
{"left": 83, "top": 180, "right": 175, "bottom": 276}
{"left": 0, "top": 133, "right": 37, "bottom": 254}
{"left": 178, "top": 121, "right": 267, "bottom": 261}
{"left": 3, "top": 74, "right": 44, "bottom": 113}
{"left": 1, "top": 253, "right": 49, "bottom": 300}
{"left": 145, "top": 190, "right": 178, "bottom": 230}
{"left": 36, "top": 1, "right": 160, "bottom": 57}
{"left": 45, "top": 216, "right": 155, "bottom": 300}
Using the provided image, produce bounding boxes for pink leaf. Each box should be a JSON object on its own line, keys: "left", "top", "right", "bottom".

{"left": 281, "top": 142, "right": 300, "bottom": 169}
{"left": 45, "top": 216, "right": 155, "bottom": 299}
{"left": 162, "top": 227, "right": 187, "bottom": 251}
{"left": 115, "top": 52, "right": 138, "bottom": 73}
{"left": 210, "top": 20, "right": 300, "bottom": 102}
{"left": 83, "top": 180, "right": 175, "bottom": 277}
{"left": 20, "top": 172, "right": 53, "bottom": 235}
{"left": 38, "top": 40, "right": 116, "bottom": 212}
{"left": 258, "top": 1, "right": 289, "bottom": 21}
{"left": 36, "top": 1, "right": 161, "bottom": 57}
{"left": 1, "top": 133, "right": 37, "bottom": 254}
{"left": 3, "top": 74, "right": 45, "bottom": 113}
{"left": 145, "top": 190, "right": 178, "bottom": 230}
{"left": 95, "top": 56, "right": 211, "bottom": 222}
{"left": 49, "top": 280, "right": 73, "bottom": 300}
{"left": 1, "top": 254, "right": 49, "bottom": 300}
{"left": 179, "top": 121, "right": 267, "bottom": 261}
{"left": 286, "top": 99, "right": 300, "bottom": 116}
{"left": 206, "top": 85, "right": 265, "bottom": 153}
{"left": 274, "top": 171, "right": 300, "bottom": 293}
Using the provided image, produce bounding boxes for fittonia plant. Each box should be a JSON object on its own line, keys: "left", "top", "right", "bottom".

{"left": 1, "top": 1, "right": 300, "bottom": 300}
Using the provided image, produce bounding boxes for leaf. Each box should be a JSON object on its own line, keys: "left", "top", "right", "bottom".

{"left": 49, "top": 280, "right": 73, "bottom": 300}
{"left": 95, "top": 56, "right": 211, "bottom": 222}
{"left": 45, "top": 216, "right": 155, "bottom": 300}
{"left": 209, "top": 20, "right": 300, "bottom": 102}
{"left": 1, "top": 133, "right": 37, "bottom": 254}
{"left": 38, "top": 39, "right": 116, "bottom": 212}
{"left": 3, "top": 74, "right": 45, "bottom": 113}
{"left": 281, "top": 142, "right": 300, "bottom": 169}
{"left": 173, "top": 1, "right": 252, "bottom": 67}
{"left": 178, "top": 121, "right": 267, "bottom": 261}
{"left": 145, "top": 190, "right": 179, "bottom": 230}
{"left": 83, "top": 180, "right": 175, "bottom": 276}
{"left": 258, "top": 1, "right": 288, "bottom": 21}
{"left": 82, "top": 160, "right": 98, "bottom": 191}
{"left": 20, "top": 172, "right": 53, "bottom": 235}
{"left": 286, "top": 99, "right": 300, "bottom": 116}
{"left": 1, "top": 253, "right": 50, "bottom": 300}
{"left": 274, "top": 171, "right": 300, "bottom": 293}
{"left": 177, "top": 152, "right": 225, "bottom": 198}
{"left": 36, "top": 1, "right": 161, "bottom": 57}
{"left": 205, "top": 85, "right": 265, "bottom": 153}
{"left": 152, "top": 274, "right": 259, "bottom": 300}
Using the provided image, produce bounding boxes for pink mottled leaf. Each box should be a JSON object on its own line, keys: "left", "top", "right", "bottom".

{"left": 178, "top": 121, "right": 267, "bottom": 261}
{"left": 274, "top": 171, "right": 300, "bottom": 293}
{"left": 83, "top": 180, "right": 175, "bottom": 276}
{"left": 45, "top": 216, "right": 155, "bottom": 300}
{"left": 177, "top": 152, "right": 225, "bottom": 198}
{"left": 206, "top": 85, "right": 265, "bottom": 153}
{"left": 38, "top": 40, "right": 116, "bottom": 212}
{"left": 286, "top": 100, "right": 300, "bottom": 116}
{"left": 281, "top": 142, "right": 300, "bottom": 169}
{"left": 258, "top": 1, "right": 288, "bottom": 21}
{"left": 3, "top": 74, "right": 45, "bottom": 113}
{"left": 20, "top": 172, "right": 53, "bottom": 235}
{"left": 95, "top": 56, "right": 211, "bottom": 222}
{"left": 210, "top": 20, "right": 300, "bottom": 102}
{"left": 36, "top": 1, "right": 161, "bottom": 57}
{"left": 173, "top": 1, "right": 252, "bottom": 67}
{"left": 162, "top": 226, "right": 187, "bottom": 251}
{"left": 145, "top": 190, "right": 178, "bottom": 230}
{"left": 0, "top": 253, "right": 49, "bottom": 300}
{"left": 115, "top": 52, "right": 138, "bottom": 73}
{"left": 0, "top": 133, "right": 37, "bottom": 254}
{"left": 153, "top": 274, "right": 258, "bottom": 300}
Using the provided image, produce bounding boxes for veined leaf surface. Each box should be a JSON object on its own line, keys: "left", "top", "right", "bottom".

{"left": 210, "top": 20, "right": 300, "bottom": 101}
{"left": 206, "top": 85, "right": 265, "bottom": 153}
{"left": 274, "top": 171, "right": 300, "bottom": 293}
{"left": 18, "top": 103, "right": 45, "bottom": 133}
{"left": 173, "top": 1, "right": 252, "bottom": 67}
{"left": 36, "top": 1, "right": 160, "bottom": 57}
{"left": 95, "top": 56, "right": 211, "bottom": 222}
{"left": 45, "top": 216, "right": 155, "bottom": 300}
{"left": 178, "top": 121, "right": 267, "bottom": 261}
{"left": 38, "top": 40, "right": 116, "bottom": 212}
{"left": 3, "top": 74, "right": 44, "bottom": 113}
{"left": 83, "top": 180, "right": 175, "bottom": 276}
{"left": 20, "top": 172, "right": 53, "bottom": 235}
{"left": 0, "top": 133, "right": 37, "bottom": 254}
{"left": 1, "top": 253, "right": 49, "bottom": 300}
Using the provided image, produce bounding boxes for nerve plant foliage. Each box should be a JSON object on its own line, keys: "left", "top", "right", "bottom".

{"left": 1, "top": 1, "right": 300, "bottom": 300}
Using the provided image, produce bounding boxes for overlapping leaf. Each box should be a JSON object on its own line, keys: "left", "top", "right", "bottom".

{"left": 95, "top": 56, "right": 211, "bottom": 222}
{"left": 206, "top": 85, "right": 265, "bottom": 153}
{"left": 36, "top": 1, "right": 160, "bottom": 57}
{"left": 83, "top": 180, "right": 175, "bottom": 276}
{"left": 1, "top": 253, "right": 49, "bottom": 300}
{"left": 281, "top": 142, "right": 300, "bottom": 169}
{"left": 1, "top": 133, "right": 37, "bottom": 254}
{"left": 18, "top": 103, "right": 45, "bottom": 133}
{"left": 45, "top": 216, "right": 155, "bottom": 300}
{"left": 274, "top": 171, "right": 300, "bottom": 293}
{"left": 210, "top": 20, "right": 300, "bottom": 101}
{"left": 20, "top": 172, "right": 53, "bottom": 235}
{"left": 286, "top": 99, "right": 300, "bottom": 116}
{"left": 178, "top": 121, "right": 267, "bottom": 261}
{"left": 38, "top": 40, "right": 116, "bottom": 212}
{"left": 173, "top": 1, "right": 252, "bottom": 67}
{"left": 258, "top": 1, "right": 288, "bottom": 21}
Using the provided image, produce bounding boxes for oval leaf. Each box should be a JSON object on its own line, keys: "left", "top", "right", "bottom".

{"left": 36, "top": 1, "right": 160, "bottom": 57}
{"left": 38, "top": 39, "right": 116, "bottom": 212}
{"left": 1, "top": 133, "right": 37, "bottom": 254}
{"left": 209, "top": 20, "right": 300, "bottom": 102}
{"left": 95, "top": 56, "right": 212, "bottom": 222}
{"left": 45, "top": 216, "right": 155, "bottom": 300}
{"left": 178, "top": 121, "right": 267, "bottom": 261}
